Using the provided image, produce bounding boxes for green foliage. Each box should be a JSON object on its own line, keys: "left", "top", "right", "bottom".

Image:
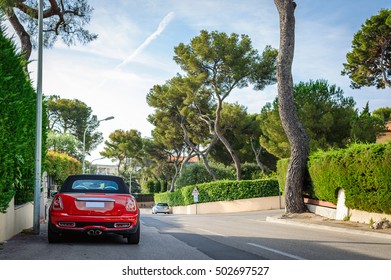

{"left": 259, "top": 80, "right": 368, "bottom": 158}
{"left": 47, "top": 131, "right": 82, "bottom": 160}
{"left": 277, "top": 143, "right": 391, "bottom": 214}
{"left": 210, "top": 103, "right": 276, "bottom": 167}
{"left": 1, "top": 0, "right": 97, "bottom": 61}
{"left": 47, "top": 95, "right": 103, "bottom": 154}
{"left": 175, "top": 163, "right": 235, "bottom": 189}
{"left": 350, "top": 103, "right": 385, "bottom": 143}
{"left": 258, "top": 103, "right": 290, "bottom": 159}
{"left": 173, "top": 30, "right": 277, "bottom": 180}
{"left": 342, "top": 9, "right": 391, "bottom": 89}
{"left": 240, "top": 162, "right": 269, "bottom": 180}
{"left": 45, "top": 150, "right": 81, "bottom": 186}
{"left": 154, "top": 179, "right": 280, "bottom": 206}
{"left": 276, "top": 158, "right": 289, "bottom": 194}
{"left": 100, "top": 129, "right": 143, "bottom": 178}
{"left": 141, "top": 179, "right": 165, "bottom": 194}
{"left": 372, "top": 107, "right": 391, "bottom": 122}
{"left": 0, "top": 23, "right": 46, "bottom": 210}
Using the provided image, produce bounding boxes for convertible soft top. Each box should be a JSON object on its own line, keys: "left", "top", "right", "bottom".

{"left": 60, "top": 174, "right": 130, "bottom": 194}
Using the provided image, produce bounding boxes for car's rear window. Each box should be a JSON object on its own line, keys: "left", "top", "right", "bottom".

{"left": 157, "top": 203, "right": 168, "bottom": 206}
{"left": 72, "top": 180, "right": 119, "bottom": 191}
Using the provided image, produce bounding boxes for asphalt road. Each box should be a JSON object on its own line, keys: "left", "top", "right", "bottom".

{"left": 1, "top": 209, "right": 391, "bottom": 260}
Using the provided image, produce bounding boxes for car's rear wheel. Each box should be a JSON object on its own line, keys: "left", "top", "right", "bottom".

{"left": 127, "top": 223, "right": 140, "bottom": 244}
{"left": 48, "top": 225, "right": 61, "bottom": 243}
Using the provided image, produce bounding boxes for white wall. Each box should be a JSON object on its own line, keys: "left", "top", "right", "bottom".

{"left": 0, "top": 198, "right": 33, "bottom": 243}
{"left": 172, "top": 196, "right": 284, "bottom": 215}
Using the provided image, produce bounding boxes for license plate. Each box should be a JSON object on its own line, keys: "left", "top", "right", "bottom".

{"left": 86, "top": 202, "right": 105, "bottom": 208}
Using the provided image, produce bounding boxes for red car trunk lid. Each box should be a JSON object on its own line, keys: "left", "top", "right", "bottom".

{"left": 61, "top": 194, "right": 127, "bottom": 216}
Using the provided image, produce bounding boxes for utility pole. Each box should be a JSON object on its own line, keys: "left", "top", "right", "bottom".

{"left": 33, "top": 0, "right": 44, "bottom": 235}
{"left": 82, "top": 116, "right": 114, "bottom": 173}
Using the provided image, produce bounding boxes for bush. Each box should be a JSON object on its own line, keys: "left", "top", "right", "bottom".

{"left": 141, "top": 179, "right": 162, "bottom": 193}
{"left": 0, "top": 23, "right": 47, "bottom": 210}
{"left": 155, "top": 179, "right": 279, "bottom": 206}
{"left": 45, "top": 151, "right": 81, "bottom": 186}
{"left": 276, "top": 143, "right": 391, "bottom": 214}
{"left": 175, "top": 162, "right": 235, "bottom": 189}
{"left": 309, "top": 143, "right": 391, "bottom": 213}
{"left": 241, "top": 162, "right": 267, "bottom": 180}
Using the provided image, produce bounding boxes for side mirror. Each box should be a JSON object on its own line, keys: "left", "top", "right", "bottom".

{"left": 50, "top": 191, "right": 58, "bottom": 198}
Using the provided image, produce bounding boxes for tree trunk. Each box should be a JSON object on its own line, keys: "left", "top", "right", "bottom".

{"left": 169, "top": 162, "right": 179, "bottom": 192}
{"left": 180, "top": 118, "right": 219, "bottom": 180}
{"left": 274, "top": 0, "right": 309, "bottom": 213}
{"left": 250, "top": 136, "right": 266, "bottom": 172}
{"left": 6, "top": 9, "right": 32, "bottom": 62}
{"left": 214, "top": 100, "right": 242, "bottom": 180}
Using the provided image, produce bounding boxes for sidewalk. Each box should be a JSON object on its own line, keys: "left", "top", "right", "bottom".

{"left": 266, "top": 212, "right": 391, "bottom": 240}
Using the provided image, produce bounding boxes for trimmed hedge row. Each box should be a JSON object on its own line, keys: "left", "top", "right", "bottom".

{"left": 277, "top": 143, "right": 391, "bottom": 214}
{"left": 0, "top": 23, "right": 47, "bottom": 211}
{"left": 154, "top": 179, "right": 280, "bottom": 207}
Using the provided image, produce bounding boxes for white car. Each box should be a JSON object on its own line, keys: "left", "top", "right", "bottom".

{"left": 152, "top": 202, "right": 170, "bottom": 214}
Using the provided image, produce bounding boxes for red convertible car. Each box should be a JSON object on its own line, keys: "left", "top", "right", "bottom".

{"left": 48, "top": 174, "right": 140, "bottom": 244}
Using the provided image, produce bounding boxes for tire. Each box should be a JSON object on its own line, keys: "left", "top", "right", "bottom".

{"left": 127, "top": 223, "right": 140, "bottom": 245}
{"left": 48, "top": 225, "right": 61, "bottom": 243}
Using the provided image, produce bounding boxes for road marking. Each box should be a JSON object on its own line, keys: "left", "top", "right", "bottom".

{"left": 247, "top": 243, "right": 306, "bottom": 260}
{"left": 197, "top": 228, "right": 227, "bottom": 237}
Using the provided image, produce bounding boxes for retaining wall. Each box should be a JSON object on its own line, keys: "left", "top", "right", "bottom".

{"left": 172, "top": 195, "right": 284, "bottom": 215}
{"left": 0, "top": 198, "right": 33, "bottom": 243}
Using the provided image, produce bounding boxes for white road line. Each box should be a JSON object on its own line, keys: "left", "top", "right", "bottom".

{"left": 247, "top": 243, "right": 306, "bottom": 260}
{"left": 197, "top": 228, "right": 227, "bottom": 237}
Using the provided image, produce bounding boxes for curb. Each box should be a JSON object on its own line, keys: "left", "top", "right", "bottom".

{"left": 266, "top": 216, "right": 391, "bottom": 240}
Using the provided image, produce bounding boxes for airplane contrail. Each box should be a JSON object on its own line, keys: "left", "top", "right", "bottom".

{"left": 116, "top": 11, "right": 175, "bottom": 69}
{"left": 93, "top": 11, "right": 175, "bottom": 91}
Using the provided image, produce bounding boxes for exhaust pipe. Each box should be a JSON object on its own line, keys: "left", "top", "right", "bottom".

{"left": 87, "top": 229, "right": 103, "bottom": 236}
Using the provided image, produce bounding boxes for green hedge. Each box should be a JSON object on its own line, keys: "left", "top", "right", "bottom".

{"left": 276, "top": 143, "right": 391, "bottom": 214}
{"left": 154, "top": 179, "right": 280, "bottom": 206}
{"left": 0, "top": 23, "right": 47, "bottom": 211}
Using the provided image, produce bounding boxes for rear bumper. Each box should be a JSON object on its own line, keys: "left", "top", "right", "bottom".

{"left": 152, "top": 208, "right": 170, "bottom": 214}
{"left": 49, "top": 211, "right": 139, "bottom": 236}
{"left": 153, "top": 210, "right": 170, "bottom": 214}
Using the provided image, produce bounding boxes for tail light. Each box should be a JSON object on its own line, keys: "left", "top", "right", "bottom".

{"left": 52, "top": 196, "right": 63, "bottom": 210}
{"left": 125, "top": 197, "right": 137, "bottom": 212}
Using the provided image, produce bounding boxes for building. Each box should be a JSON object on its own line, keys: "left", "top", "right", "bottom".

{"left": 94, "top": 164, "right": 119, "bottom": 175}
{"left": 376, "top": 121, "right": 391, "bottom": 143}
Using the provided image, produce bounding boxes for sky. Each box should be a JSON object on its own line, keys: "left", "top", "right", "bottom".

{"left": 6, "top": 0, "right": 391, "bottom": 165}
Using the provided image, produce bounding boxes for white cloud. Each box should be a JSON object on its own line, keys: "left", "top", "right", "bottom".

{"left": 116, "top": 12, "right": 175, "bottom": 69}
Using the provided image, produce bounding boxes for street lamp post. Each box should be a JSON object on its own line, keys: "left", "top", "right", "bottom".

{"left": 88, "top": 157, "right": 105, "bottom": 174}
{"left": 82, "top": 116, "right": 114, "bottom": 173}
{"left": 128, "top": 158, "right": 132, "bottom": 193}
{"left": 33, "top": 0, "right": 44, "bottom": 235}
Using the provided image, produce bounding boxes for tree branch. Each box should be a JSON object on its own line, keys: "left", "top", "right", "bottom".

{"left": 380, "top": 44, "right": 391, "bottom": 88}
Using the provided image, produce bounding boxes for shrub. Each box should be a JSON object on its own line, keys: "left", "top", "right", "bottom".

{"left": 241, "top": 162, "right": 267, "bottom": 180}
{"left": 154, "top": 179, "right": 279, "bottom": 206}
{"left": 175, "top": 162, "right": 236, "bottom": 189}
{"left": 45, "top": 150, "right": 81, "bottom": 186}
{"left": 277, "top": 143, "right": 391, "bottom": 214}
{"left": 141, "top": 179, "right": 162, "bottom": 193}
{"left": 0, "top": 23, "right": 47, "bottom": 210}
